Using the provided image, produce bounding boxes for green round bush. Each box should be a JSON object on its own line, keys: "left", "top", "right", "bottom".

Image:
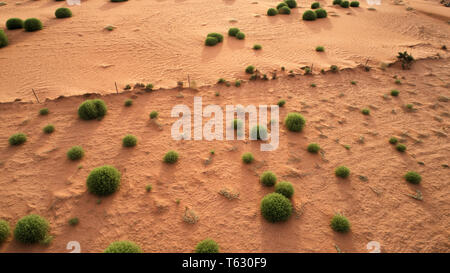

{"left": 55, "top": 7, "right": 72, "bottom": 19}
{"left": 205, "top": 36, "right": 218, "bottom": 46}
{"left": 195, "top": 238, "right": 219, "bottom": 253}
{"left": 104, "top": 241, "right": 142, "bottom": 253}
{"left": 149, "top": 111, "right": 158, "bottom": 119}
{"left": 278, "top": 100, "right": 286, "bottom": 107}
{"left": 311, "top": 2, "right": 320, "bottom": 9}
{"left": 333, "top": 0, "right": 342, "bottom": 4}
{"left": 236, "top": 32, "right": 245, "bottom": 40}
{"left": 330, "top": 214, "right": 350, "bottom": 232}
{"left": 9, "top": 133, "right": 27, "bottom": 146}
{"left": 0, "top": 29, "right": 8, "bottom": 48}
{"left": 124, "top": 99, "right": 133, "bottom": 106}
{"left": 14, "top": 214, "right": 49, "bottom": 244}
{"left": 23, "top": 18, "right": 43, "bottom": 32}
{"left": 396, "top": 144, "right": 406, "bottom": 152}
{"left": 350, "top": 1, "right": 360, "bottom": 7}
{"left": 242, "top": 152, "right": 254, "bottom": 164}
{"left": 77, "top": 99, "right": 107, "bottom": 120}
{"left": 340, "top": 1, "right": 350, "bottom": 8}
{"left": 250, "top": 125, "right": 268, "bottom": 140}
{"left": 267, "top": 8, "right": 278, "bottom": 16}
{"left": 6, "top": 18, "right": 24, "bottom": 30}
{"left": 361, "top": 108, "right": 370, "bottom": 115}
{"left": 284, "top": 112, "right": 306, "bottom": 132}
{"left": 276, "top": 2, "right": 288, "bottom": 9}
{"left": 307, "top": 143, "right": 320, "bottom": 153}
{"left": 391, "top": 89, "right": 399, "bottom": 96}
{"left": 302, "top": 10, "right": 317, "bottom": 21}
{"left": 335, "top": 166, "right": 350, "bottom": 178}
{"left": 163, "top": 150, "right": 179, "bottom": 164}
{"left": 207, "top": 33, "right": 223, "bottom": 43}
{"left": 43, "top": 124, "right": 55, "bottom": 134}
{"left": 228, "top": 27, "right": 240, "bottom": 37}
{"left": 275, "top": 181, "right": 294, "bottom": 198}
{"left": 245, "top": 65, "right": 255, "bottom": 74}
{"left": 253, "top": 44, "right": 262, "bottom": 50}
{"left": 39, "top": 108, "right": 49, "bottom": 115}
{"left": 315, "top": 8, "right": 328, "bottom": 18}
{"left": 67, "top": 146, "right": 84, "bottom": 160}
{"left": 278, "top": 6, "right": 291, "bottom": 14}
{"left": 0, "top": 219, "right": 10, "bottom": 244}
{"left": 122, "top": 134, "right": 137, "bottom": 147}
{"left": 284, "top": 0, "right": 297, "bottom": 8}
{"left": 404, "top": 171, "right": 421, "bottom": 184}
{"left": 260, "top": 193, "right": 292, "bottom": 222}
{"left": 389, "top": 137, "right": 398, "bottom": 144}
{"left": 86, "top": 165, "right": 121, "bottom": 196}
{"left": 260, "top": 171, "right": 277, "bottom": 187}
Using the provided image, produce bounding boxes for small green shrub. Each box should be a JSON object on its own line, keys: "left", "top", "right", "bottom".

{"left": 404, "top": 171, "right": 421, "bottom": 184}
{"left": 245, "top": 65, "right": 255, "bottom": 74}
{"left": 303, "top": 10, "right": 317, "bottom": 21}
{"left": 86, "top": 165, "right": 121, "bottom": 196}
{"left": 145, "top": 184, "right": 152, "bottom": 192}
{"left": 9, "top": 133, "right": 27, "bottom": 146}
{"left": 250, "top": 125, "right": 268, "bottom": 140}
{"left": 284, "top": 0, "right": 297, "bottom": 8}
{"left": 260, "top": 193, "right": 292, "bottom": 222}
{"left": 284, "top": 112, "right": 306, "bottom": 132}
{"left": 43, "top": 124, "right": 55, "bottom": 134}
{"left": 390, "top": 89, "right": 399, "bottom": 96}
{"left": 228, "top": 27, "right": 240, "bottom": 37}
{"left": 307, "top": 143, "right": 320, "bottom": 153}
{"left": 163, "top": 150, "right": 179, "bottom": 164}
{"left": 275, "top": 181, "right": 294, "bottom": 198}
{"left": 68, "top": 218, "right": 79, "bottom": 226}
{"left": 242, "top": 152, "right": 254, "bottom": 164}
{"left": 205, "top": 36, "right": 218, "bottom": 46}
{"left": 277, "top": 100, "right": 286, "bottom": 107}
{"left": 335, "top": 166, "right": 350, "bottom": 178}
{"left": 260, "top": 171, "right": 277, "bottom": 187}
{"left": 350, "top": 1, "right": 360, "bottom": 7}
{"left": 0, "top": 219, "right": 10, "bottom": 244}
{"left": 276, "top": 2, "right": 288, "bottom": 9}
{"left": 145, "top": 83, "right": 153, "bottom": 91}
{"left": 67, "top": 146, "right": 84, "bottom": 160}
{"left": 361, "top": 108, "right": 370, "bottom": 115}
{"left": 14, "top": 214, "right": 49, "bottom": 244}
{"left": 396, "top": 143, "right": 406, "bottom": 152}
{"left": 207, "top": 33, "right": 224, "bottom": 43}
{"left": 330, "top": 214, "right": 350, "bottom": 232}
{"left": 122, "top": 134, "right": 137, "bottom": 147}
{"left": 316, "top": 46, "right": 324, "bottom": 52}
{"left": 77, "top": 99, "right": 107, "bottom": 120}
{"left": 195, "top": 238, "right": 219, "bottom": 253}
{"left": 315, "top": 8, "right": 328, "bottom": 18}
{"left": 340, "top": 1, "right": 350, "bottom": 8}
{"left": 217, "top": 78, "right": 226, "bottom": 84}
{"left": 406, "top": 104, "right": 413, "bottom": 111}
{"left": 23, "top": 18, "right": 43, "bottom": 32}
{"left": 236, "top": 32, "right": 245, "bottom": 40}
{"left": 278, "top": 6, "right": 291, "bottom": 14}
{"left": 311, "top": 2, "right": 320, "bottom": 9}
{"left": 235, "top": 80, "right": 242, "bottom": 87}
{"left": 149, "top": 111, "right": 158, "bottom": 119}
{"left": 333, "top": 0, "right": 342, "bottom": 4}
{"left": 267, "top": 8, "right": 278, "bottom": 16}
{"left": 0, "top": 29, "right": 8, "bottom": 48}
{"left": 104, "top": 241, "right": 142, "bottom": 253}
{"left": 330, "top": 65, "right": 339, "bottom": 72}
{"left": 253, "top": 44, "right": 262, "bottom": 50}
{"left": 124, "top": 99, "right": 133, "bottom": 107}
{"left": 389, "top": 137, "right": 398, "bottom": 144}
{"left": 395, "top": 79, "right": 401, "bottom": 85}
{"left": 39, "top": 108, "right": 49, "bottom": 115}
{"left": 55, "top": 7, "right": 72, "bottom": 18}
{"left": 6, "top": 18, "right": 24, "bottom": 30}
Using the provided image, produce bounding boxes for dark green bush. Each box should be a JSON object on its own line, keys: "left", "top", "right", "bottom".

{"left": 260, "top": 193, "right": 292, "bottom": 222}
{"left": 250, "top": 125, "right": 268, "bottom": 140}
{"left": 77, "top": 99, "right": 107, "bottom": 120}
{"left": 361, "top": 108, "right": 370, "bottom": 115}
{"left": 86, "top": 165, "right": 121, "bottom": 196}
{"left": 43, "top": 124, "right": 55, "bottom": 134}
{"left": 145, "top": 83, "right": 153, "bottom": 91}
{"left": 164, "top": 150, "right": 179, "bottom": 164}
{"left": 350, "top": 1, "right": 360, "bottom": 7}
{"left": 307, "top": 143, "right": 320, "bottom": 153}
{"left": 253, "top": 44, "right": 262, "bottom": 50}
{"left": 278, "top": 99, "right": 286, "bottom": 107}
{"left": 267, "top": 8, "right": 278, "bottom": 16}
{"left": 242, "top": 152, "right": 254, "bottom": 164}
{"left": 0, "top": 29, "right": 8, "bottom": 48}
{"left": 23, "top": 18, "right": 43, "bottom": 32}
{"left": 404, "top": 171, "right": 421, "bottom": 184}
{"left": 149, "top": 111, "right": 158, "bottom": 119}
{"left": 278, "top": 6, "right": 291, "bottom": 14}
{"left": 39, "top": 108, "right": 49, "bottom": 115}
{"left": 284, "top": 0, "right": 297, "bottom": 8}
{"left": 68, "top": 217, "right": 79, "bottom": 226}
{"left": 330, "top": 65, "right": 338, "bottom": 72}
{"left": 330, "top": 214, "right": 350, "bottom": 232}
{"left": 275, "top": 181, "right": 294, "bottom": 198}
{"left": 235, "top": 80, "right": 241, "bottom": 87}
{"left": 389, "top": 137, "right": 398, "bottom": 144}
{"left": 122, "top": 134, "right": 137, "bottom": 147}
{"left": 340, "top": 1, "right": 350, "bottom": 8}
{"left": 195, "top": 238, "right": 219, "bottom": 253}
{"left": 311, "top": 2, "right": 320, "bottom": 9}
{"left": 335, "top": 166, "right": 350, "bottom": 178}
{"left": 9, "top": 133, "right": 27, "bottom": 146}
{"left": 276, "top": 2, "right": 288, "bottom": 9}
{"left": 245, "top": 65, "right": 255, "bottom": 74}
{"left": 207, "top": 33, "right": 223, "bottom": 43}
{"left": 124, "top": 99, "right": 133, "bottom": 106}
{"left": 260, "top": 171, "right": 277, "bottom": 187}
{"left": 316, "top": 46, "right": 324, "bottom": 52}
{"left": 284, "top": 112, "right": 306, "bottom": 132}
{"left": 315, "top": 8, "right": 328, "bottom": 18}
{"left": 396, "top": 144, "right": 406, "bottom": 152}
{"left": 6, "top": 18, "right": 24, "bottom": 30}
{"left": 67, "top": 146, "right": 84, "bottom": 160}
{"left": 333, "top": 0, "right": 342, "bottom": 4}
{"left": 302, "top": 10, "right": 317, "bottom": 21}
{"left": 14, "top": 214, "right": 49, "bottom": 244}
{"left": 391, "top": 89, "right": 399, "bottom": 96}
{"left": 104, "top": 241, "right": 142, "bottom": 253}
{"left": 236, "top": 32, "right": 245, "bottom": 40}
{"left": 205, "top": 36, "right": 218, "bottom": 46}
{"left": 228, "top": 27, "right": 240, "bottom": 37}
{"left": 55, "top": 7, "right": 72, "bottom": 18}
{"left": 0, "top": 219, "right": 10, "bottom": 244}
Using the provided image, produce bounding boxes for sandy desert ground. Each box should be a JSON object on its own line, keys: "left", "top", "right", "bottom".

{"left": 0, "top": 0, "right": 449, "bottom": 253}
